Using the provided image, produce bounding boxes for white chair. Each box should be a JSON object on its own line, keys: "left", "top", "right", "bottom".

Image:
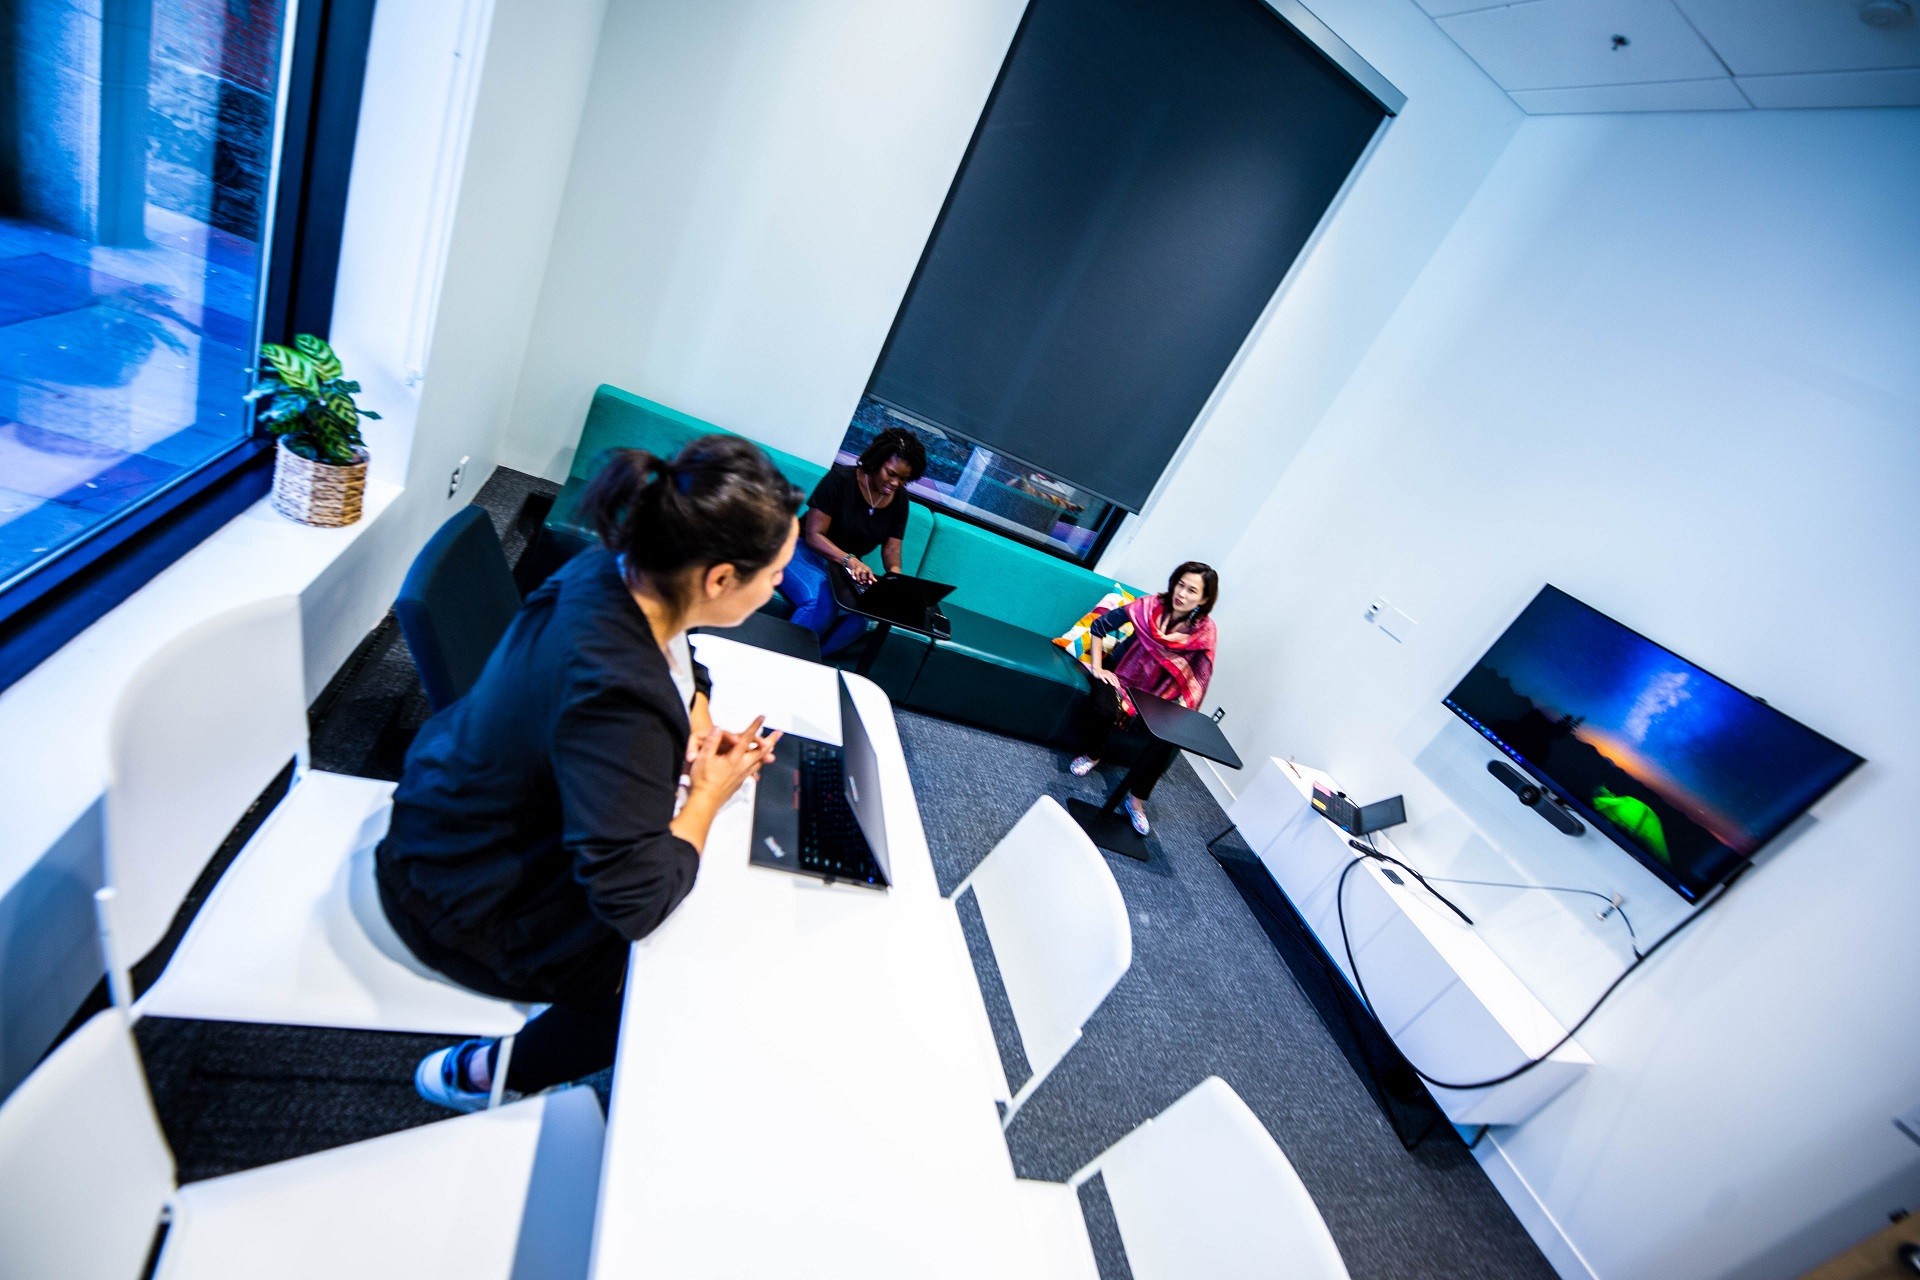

{"left": 1015, "top": 1077, "right": 1352, "bottom": 1280}
{"left": 950, "top": 796, "right": 1132, "bottom": 1125}
{"left": 0, "top": 1005, "right": 603, "bottom": 1280}
{"left": 105, "top": 595, "right": 526, "bottom": 1037}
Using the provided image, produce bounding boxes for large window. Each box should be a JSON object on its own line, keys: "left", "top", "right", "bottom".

{"left": 0, "top": 0, "right": 291, "bottom": 591}
{"left": 839, "top": 395, "right": 1123, "bottom": 561}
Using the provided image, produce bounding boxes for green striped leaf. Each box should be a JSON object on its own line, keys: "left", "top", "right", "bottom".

{"left": 261, "top": 343, "right": 319, "bottom": 391}
{"left": 323, "top": 392, "right": 359, "bottom": 428}
{"left": 293, "top": 333, "right": 342, "bottom": 381}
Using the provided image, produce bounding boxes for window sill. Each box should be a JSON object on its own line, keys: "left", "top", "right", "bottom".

{"left": 0, "top": 477, "right": 403, "bottom": 891}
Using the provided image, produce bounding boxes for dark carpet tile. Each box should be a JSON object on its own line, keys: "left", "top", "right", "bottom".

{"left": 1078, "top": 1174, "right": 1135, "bottom": 1280}
{"left": 473, "top": 467, "right": 557, "bottom": 569}
{"left": 135, "top": 1017, "right": 455, "bottom": 1183}
{"left": 954, "top": 885, "right": 1032, "bottom": 1093}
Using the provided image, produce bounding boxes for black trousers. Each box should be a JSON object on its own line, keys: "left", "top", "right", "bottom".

{"left": 1077, "top": 681, "right": 1174, "bottom": 801}
{"left": 378, "top": 873, "right": 627, "bottom": 1096}
{"left": 503, "top": 977, "right": 623, "bottom": 1095}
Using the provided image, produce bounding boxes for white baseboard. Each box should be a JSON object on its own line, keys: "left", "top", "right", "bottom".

{"left": 1196, "top": 757, "right": 1240, "bottom": 813}
{"left": 1475, "top": 1132, "right": 1602, "bottom": 1280}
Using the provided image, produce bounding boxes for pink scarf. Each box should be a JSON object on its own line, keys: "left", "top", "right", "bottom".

{"left": 1110, "top": 593, "right": 1216, "bottom": 714}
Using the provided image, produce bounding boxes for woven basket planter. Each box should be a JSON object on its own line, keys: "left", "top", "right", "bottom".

{"left": 271, "top": 438, "right": 369, "bottom": 527}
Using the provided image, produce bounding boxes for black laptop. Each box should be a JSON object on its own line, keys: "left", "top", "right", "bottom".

{"left": 841, "top": 572, "right": 955, "bottom": 638}
{"left": 748, "top": 674, "right": 891, "bottom": 889}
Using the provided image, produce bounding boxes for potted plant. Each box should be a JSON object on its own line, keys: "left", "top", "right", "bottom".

{"left": 247, "top": 334, "right": 381, "bottom": 527}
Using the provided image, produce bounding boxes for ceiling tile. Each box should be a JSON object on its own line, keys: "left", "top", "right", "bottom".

{"left": 1509, "top": 76, "right": 1751, "bottom": 112}
{"left": 1735, "top": 65, "right": 1920, "bottom": 107}
{"left": 1414, "top": 0, "right": 1509, "bottom": 16}
{"left": 1674, "top": 0, "right": 1920, "bottom": 76}
{"left": 1439, "top": 0, "right": 1728, "bottom": 90}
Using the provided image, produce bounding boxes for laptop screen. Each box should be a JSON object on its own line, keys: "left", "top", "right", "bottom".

{"left": 838, "top": 675, "right": 890, "bottom": 885}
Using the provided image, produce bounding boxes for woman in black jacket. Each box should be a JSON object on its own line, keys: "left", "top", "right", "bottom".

{"left": 376, "top": 435, "right": 803, "bottom": 1110}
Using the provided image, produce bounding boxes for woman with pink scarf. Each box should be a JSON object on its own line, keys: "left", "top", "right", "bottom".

{"left": 1070, "top": 561, "right": 1219, "bottom": 835}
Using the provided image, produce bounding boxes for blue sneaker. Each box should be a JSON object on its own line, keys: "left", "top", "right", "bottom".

{"left": 415, "top": 1038, "right": 497, "bottom": 1113}
{"left": 1124, "top": 795, "right": 1150, "bottom": 836}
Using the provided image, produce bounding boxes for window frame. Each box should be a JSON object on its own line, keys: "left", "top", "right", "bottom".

{"left": 837, "top": 398, "right": 1130, "bottom": 568}
{"left": 0, "top": 0, "right": 377, "bottom": 698}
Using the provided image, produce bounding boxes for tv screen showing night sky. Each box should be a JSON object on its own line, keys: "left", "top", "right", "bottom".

{"left": 1445, "top": 586, "right": 1862, "bottom": 900}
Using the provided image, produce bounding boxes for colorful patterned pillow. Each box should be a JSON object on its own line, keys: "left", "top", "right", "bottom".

{"left": 1054, "top": 587, "right": 1137, "bottom": 666}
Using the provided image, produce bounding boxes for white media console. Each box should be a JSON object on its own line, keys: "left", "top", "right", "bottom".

{"left": 1229, "top": 757, "right": 1592, "bottom": 1126}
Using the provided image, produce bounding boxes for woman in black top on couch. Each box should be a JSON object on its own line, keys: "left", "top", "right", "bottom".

{"left": 782, "top": 426, "right": 928, "bottom": 655}
{"left": 376, "top": 435, "right": 803, "bottom": 1111}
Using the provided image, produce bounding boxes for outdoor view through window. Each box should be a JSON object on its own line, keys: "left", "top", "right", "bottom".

{"left": 837, "top": 397, "right": 1120, "bottom": 562}
{"left": 0, "top": 0, "right": 287, "bottom": 591}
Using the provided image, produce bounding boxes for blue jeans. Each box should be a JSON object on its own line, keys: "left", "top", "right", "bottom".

{"left": 782, "top": 545, "right": 870, "bottom": 656}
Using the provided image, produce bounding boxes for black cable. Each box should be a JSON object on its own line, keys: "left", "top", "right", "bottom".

{"left": 1356, "top": 831, "right": 1640, "bottom": 954}
{"left": 1334, "top": 853, "right": 1749, "bottom": 1092}
{"left": 1347, "top": 837, "right": 1474, "bottom": 926}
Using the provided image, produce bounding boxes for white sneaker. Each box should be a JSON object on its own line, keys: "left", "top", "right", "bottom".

{"left": 415, "top": 1038, "right": 496, "bottom": 1113}
{"left": 1124, "top": 795, "right": 1150, "bottom": 836}
{"left": 1070, "top": 755, "right": 1098, "bottom": 777}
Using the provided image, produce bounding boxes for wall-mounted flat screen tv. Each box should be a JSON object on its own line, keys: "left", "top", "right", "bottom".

{"left": 1444, "top": 586, "right": 1862, "bottom": 901}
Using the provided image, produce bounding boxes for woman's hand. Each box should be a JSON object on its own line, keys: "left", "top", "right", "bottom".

{"left": 672, "top": 716, "right": 782, "bottom": 856}
{"left": 685, "top": 715, "right": 781, "bottom": 806}
{"left": 1093, "top": 667, "right": 1122, "bottom": 689}
{"left": 845, "top": 556, "right": 877, "bottom": 586}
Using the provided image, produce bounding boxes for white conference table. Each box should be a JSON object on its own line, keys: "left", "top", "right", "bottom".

{"left": 586, "top": 634, "right": 1064, "bottom": 1279}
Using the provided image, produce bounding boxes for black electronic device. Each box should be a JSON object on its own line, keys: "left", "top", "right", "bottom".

{"left": 1445, "top": 585, "right": 1863, "bottom": 900}
{"left": 749, "top": 674, "right": 891, "bottom": 890}
{"left": 846, "top": 571, "right": 954, "bottom": 620}
{"left": 1310, "top": 784, "right": 1406, "bottom": 836}
{"left": 1486, "top": 759, "right": 1587, "bottom": 836}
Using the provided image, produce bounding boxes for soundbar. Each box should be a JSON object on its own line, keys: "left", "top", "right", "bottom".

{"left": 1487, "top": 759, "right": 1586, "bottom": 836}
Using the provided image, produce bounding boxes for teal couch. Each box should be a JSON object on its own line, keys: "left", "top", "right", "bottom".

{"left": 540, "top": 386, "right": 1142, "bottom": 744}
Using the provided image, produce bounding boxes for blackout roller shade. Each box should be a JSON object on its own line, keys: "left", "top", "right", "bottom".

{"left": 870, "top": 0, "right": 1386, "bottom": 512}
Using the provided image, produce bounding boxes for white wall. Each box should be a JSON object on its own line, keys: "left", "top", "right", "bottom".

{"left": 1103, "top": 0, "right": 1521, "bottom": 583}
{"left": 1203, "top": 108, "right": 1920, "bottom": 1280}
{"left": 323, "top": 0, "right": 608, "bottom": 690}
{"left": 499, "top": 0, "right": 1027, "bottom": 477}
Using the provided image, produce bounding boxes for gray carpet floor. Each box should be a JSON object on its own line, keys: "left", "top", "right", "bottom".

{"left": 902, "top": 710, "right": 1557, "bottom": 1280}
{"left": 109, "top": 467, "right": 1554, "bottom": 1279}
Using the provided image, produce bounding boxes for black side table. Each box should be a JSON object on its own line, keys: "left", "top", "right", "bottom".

{"left": 1068, "top": 689, "right": 1242, "bottom": 861}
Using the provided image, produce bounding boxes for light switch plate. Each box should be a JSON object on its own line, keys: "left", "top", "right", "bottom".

{"left": 1380, "top": 606, "right": 1418, "bottom": 643}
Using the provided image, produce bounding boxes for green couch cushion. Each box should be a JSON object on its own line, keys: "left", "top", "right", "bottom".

{"left": 570, "top": 387, "right": 719, "bottom": 481}
{"left": 917, "top": 515, "right": 1142, "bottom": 636}
{"left": 895, "top": 502, "right": 932, "bottom": 575}
{"left": 931, "top": 606, "right": 1088, "bottom": 685}
{"left": 898, "top": 605, "right": 1089, "bottom": 744}
{"left": 548, "top": 385, "right": 832, "bottom": 552}
{"left": 572, "top": 385, "right": 829, "bottom": 493}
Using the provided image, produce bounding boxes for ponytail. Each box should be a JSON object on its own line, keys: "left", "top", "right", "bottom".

{"left": 580, "top": 436, "right": 803, "bottom": 602}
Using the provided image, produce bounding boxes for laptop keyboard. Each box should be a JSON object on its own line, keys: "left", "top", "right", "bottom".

{"left": 797, "top": 742, "right": 881, "bottom": 884}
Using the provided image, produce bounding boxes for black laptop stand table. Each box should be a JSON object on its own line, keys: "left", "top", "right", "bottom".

{"left": 1068, "top": 690, "right": 1243, "bottom": 861}
{"left": 827, "top": 568, "right": 951, "bottom": 678}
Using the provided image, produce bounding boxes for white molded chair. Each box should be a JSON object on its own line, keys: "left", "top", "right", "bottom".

{"left": 106, "top": 596, "right": 526, "bottom": 1037}
{"left": 951, "top": 797, "right": 1131, "bottom": 1125}
{"left": 1015, "top": 1077, "right": 1351, "bottom": 1280}
{"left": 0, "top": 1006, "right": 603, "bottom": 1280}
